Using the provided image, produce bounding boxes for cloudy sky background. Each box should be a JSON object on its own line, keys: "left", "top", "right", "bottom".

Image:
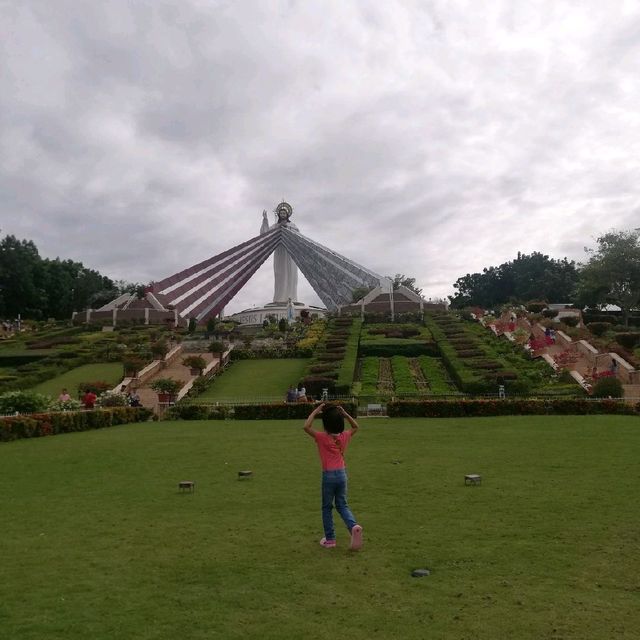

{"left": 2, "top": 0, "right": 640, "bottom": 314}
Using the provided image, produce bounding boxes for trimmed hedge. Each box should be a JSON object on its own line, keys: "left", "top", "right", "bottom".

{"left": 614, "top": 332, "right": 640, "bottom": 350}
{"left": 165, "top": 405, "right": 229, "bottom": 420}
{"left": 358, "top": 341, "right": 437, "bottom": 358}
{"left": 232, "top": 401, "right": 358, "bottom": 420}
{"left": 335, "top": 319, "right": 362, "bottom": 395}
{"left": 0, "top": 407, "right": 153, "bottom": 442}
{"left": 231, "top": 347, "right": 313, "bottom": 359}
{"left": 387, "top": 398, "right": 638, "bottom": 418}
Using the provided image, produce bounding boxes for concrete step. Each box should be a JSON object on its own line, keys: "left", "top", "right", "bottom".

{"left": 137, "top": 352, "right": 214, "bottom": 412}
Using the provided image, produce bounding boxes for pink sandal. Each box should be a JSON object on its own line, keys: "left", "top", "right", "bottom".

{"left": 319, "top": 537, "right": 336, "bottom": 548}
{"left": 349, "top": 525, "right": 363, "bottom": 551}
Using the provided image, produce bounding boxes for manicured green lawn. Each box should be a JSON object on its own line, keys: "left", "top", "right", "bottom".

{"left": 32, "top": 363, "right": 124, "bottom": 397}
{"left": 1, "top": 415, "right": 639, "bottom": 639}
{"left": 197, "top": 358, "right": 309, "bottom": 401}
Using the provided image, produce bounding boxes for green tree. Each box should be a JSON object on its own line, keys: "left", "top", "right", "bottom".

{"left": 576, "top": 229, "right": 640, "bottom": 326}
{"left": 389, "top": 274, "right": 423, "bottom": 296}
{"left": 351, "top": 286, "right": 373, "bottom": 303}
{"left": 449, "top": 252, "right": 578, "bottom": 309}
{"left": 0, "top": 235, "right": 44, "bottom": 318}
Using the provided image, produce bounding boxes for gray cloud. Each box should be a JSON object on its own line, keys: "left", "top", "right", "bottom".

{"left": 2, "top": 0, "right": 640, "bottom": 313}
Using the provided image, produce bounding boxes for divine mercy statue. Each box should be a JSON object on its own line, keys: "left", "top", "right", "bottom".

{"left": 260, "top": 202, "right": 298, "bottom": 304}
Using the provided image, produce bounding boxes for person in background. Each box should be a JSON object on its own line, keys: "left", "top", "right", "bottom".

{"left": 82, "top": 389, "right": 97, "bottom": 410}
{"left": 296, "top": 382, "right": 307, "bottom": 402}
{"left": 58, "top": 388, "right": 71, "bottom": 402}
{"left": 286, "top": 385, "right": 297, "bottom": 402}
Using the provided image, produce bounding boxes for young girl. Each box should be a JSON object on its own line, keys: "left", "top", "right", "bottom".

{"left": 303, "top": 403, "right": 363, "bottom": 550}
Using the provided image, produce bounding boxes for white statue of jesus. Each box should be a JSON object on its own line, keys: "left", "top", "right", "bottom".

{"left": 260, "top": 203, "right": 298, "bottom": 303}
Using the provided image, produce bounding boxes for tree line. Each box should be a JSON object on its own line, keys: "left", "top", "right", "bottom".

{"left": 449, "top": 229, "right": 640, "bottom": 326}
{"left": 0, "top": 234, "right": 138, "bottom": 321}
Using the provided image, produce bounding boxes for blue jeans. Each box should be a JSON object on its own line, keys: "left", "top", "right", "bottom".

{"left": 321, "top": 468, "right": 357, "bottom": 540}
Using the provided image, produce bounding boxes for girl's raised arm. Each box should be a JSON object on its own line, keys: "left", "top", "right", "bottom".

{"left": 303, "top": 403, "right": 325, "bottom": 437}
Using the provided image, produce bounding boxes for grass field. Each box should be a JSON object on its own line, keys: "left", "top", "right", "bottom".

{"left": 196, "top": 358, "right": 309, "bottom": 401}
{"left": 1, "top": 415, "right": 639, "bottom": 639}
{"left": 32, "top": 363, "right": 124, "bottom": 397}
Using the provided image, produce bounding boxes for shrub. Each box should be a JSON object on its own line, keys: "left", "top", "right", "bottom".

{"left": 166, "top": 404, "right": 228, "bottom": 420}
{"left": 587, "top": 322, "right": 612, "bottom": 337}
{"left": 526, "top": 301, "right": 547, "bottom": 313}
{"left": 97, "top": 391, "right": 129, "bottom": 407}
{"left": 0, "top": 391, "right": 50, "bottom": 414}
{"left": 614, "top": 332, "right": 640, "bottom": 350}
{"left": 316, "top": 353, "right": 344, "bottom": 362}
{"left": 0, "top": 407, "right": 152, "bottom": 441}
{"left": 561, "top": 316, "right": 580, "bottom": 328}
{"left": 542, "top": 309, "right": 559, "bottom": 318}
{"left": 591, "top": 376, "right": 623, "bottom": 398}
{"left": 48, "top": 398, "right": 83, "bottom": 412}
{"left": 309, "top": 364, "right": 338, "bottom": 374}
{"left": 182, "top": 355, "right": 208, "bottom": 373}
{"left": 387, "top": 398, "right": 635, "bottom": 418}
{"left": 231, "top": 401, "right": 357, "bottom": 420}
{"left": 358, "top": 342, "right": 437, "bottom": 358}
{"left": 150, "top": 378, "right": 182, "bottom": 394}
{"left": 302, "top": 376, "right": 336, "bottom": 396}
{"left": 151, "top": 339, "right": 169, "bottom": 358}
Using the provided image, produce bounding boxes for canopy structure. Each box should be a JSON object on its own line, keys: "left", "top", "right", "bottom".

{"left": 150, "top": 222, "right": 385, "bottom": 323}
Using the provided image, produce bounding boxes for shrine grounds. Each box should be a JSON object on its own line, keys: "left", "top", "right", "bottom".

{"left": 1, "top": 415, "right": 639, "bottom": 640}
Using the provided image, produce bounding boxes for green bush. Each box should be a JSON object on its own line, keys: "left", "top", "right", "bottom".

{"left": 0, "top": 390, "right": 50, "bottom": 414}
{"left": 592, "top": 376, "right": 623, "bottom": 398}
{"left": 166, "top": 404, "right": 229, "bottom": 420}
{"left": 561, "top": 316, "right": 580, "bottom": 328}
{"left": 358, "top": 342, "right": 437, "bottom": 358}
{"left": 231, "top": 401, "right": 357, "bottom": 420}
{"left": 587, "top": 322, "right": 612, "bottom": 337}
{"left": 387, "top": 398, "right": 635, "bottom": 418}
{"left": 231, "top": 348, "right": 312, "bottom": 360}
{"left": 301, "top": 376, "right": 336, "bottom": 396}
{"left": 526, "top": 301, "right": 548, "bottom": 313}
{"left": 614, "top": 332, "right": 640, "bottom": 350}
{"left": 0, "top": 407, "right": 152, "bottom": 442}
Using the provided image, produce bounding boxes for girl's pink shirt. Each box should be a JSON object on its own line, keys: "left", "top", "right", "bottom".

{"left": 312, "top": 430, "right": 354, "bottom": 470}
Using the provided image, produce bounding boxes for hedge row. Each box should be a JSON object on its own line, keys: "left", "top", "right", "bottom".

{"left": 0, "top": 407, "right": 153, "bottom": 442}
{"left": 387, "top": 398, "right": 639, "bottom": 418}
{"left": 335, "top": 319, "right": 363, "bottom": 395}
{"left": 358, "top": 341, "right": 438, "bottom": 357}
{"left": 167, "top": 402, "right": 359, "bottom": 420}
{"left": 231, "top": 347, "right": 313, "bottom": 360}
{"left": 234, "top": 401, "right": 358, "bottom": 420}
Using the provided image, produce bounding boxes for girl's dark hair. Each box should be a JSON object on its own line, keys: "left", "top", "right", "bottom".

{"left": 321, "top": 405, "right": 344, "bottom": 434}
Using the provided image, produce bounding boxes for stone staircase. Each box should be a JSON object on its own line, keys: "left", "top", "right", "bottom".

{"left": 487, "top": 311, "right": 640, "bottom": 400}
{"left": 137, "top": 351, "right": 214, "bottom": 413}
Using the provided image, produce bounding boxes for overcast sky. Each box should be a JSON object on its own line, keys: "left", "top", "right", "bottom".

{"left": 2, "top": 1, "right": 640, "bottom": 314}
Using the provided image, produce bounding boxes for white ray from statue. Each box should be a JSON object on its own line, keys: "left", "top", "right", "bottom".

{"left": 260, "top": 203, "right": 298, "bottom": 303}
